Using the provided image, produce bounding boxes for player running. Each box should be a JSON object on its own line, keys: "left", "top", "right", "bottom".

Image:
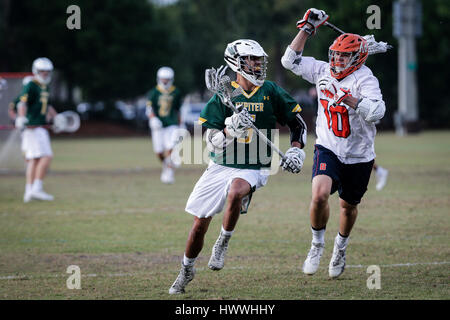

{"left": 15, "top": 57, "right": 59, "bottom": 203}
{"left": 281, "top": 8, "right": 386, "bottom": 278}
{"left": 169, "top": 39, "right": 307, "bottom": 294}
{"left": 146, "top": 66, "right": 183, "bottom": 184}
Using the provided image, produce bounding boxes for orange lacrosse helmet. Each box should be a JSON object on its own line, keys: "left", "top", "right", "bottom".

{"left": 328, "top": 33, "right": 368, "bottom": 79}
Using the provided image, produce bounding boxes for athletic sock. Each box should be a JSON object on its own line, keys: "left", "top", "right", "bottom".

{"left": 221, "top": 226, "right": 234, "bottom": 237}
{"left": 311, "top": 226, "right": 326, "bottom": 244}
{"left": 32, "top": 179, "right": 43, "bottom": 192}
{"left": 183, "top": 254, "right": 196, "bottom": 267}
{"left": 336, "top": 232, "right": 349, "bottom": 249}
{"left": 25, "top": 184, "right": 32, "bottom": 194}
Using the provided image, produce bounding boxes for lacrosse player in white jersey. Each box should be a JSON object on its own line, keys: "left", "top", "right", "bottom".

{"left": 281, "top": 8, "right": 386, "bottom": 278}
{"left": 169, "top": 39, "right": 307, "bottom": 294}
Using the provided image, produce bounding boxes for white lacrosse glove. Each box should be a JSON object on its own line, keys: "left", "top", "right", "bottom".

{"left": 224, "top": 107, "right": 253, "bottom": 138}
{"left": 15, "top": 116, "right": 28, "bottom": 130}
{"left": 296, "top": 8, "right": 329, "bottom": 35}
{"left": 318, "top": 75, "right": 351, "bottom": 105}
{"left": 149, "top": 116, "right": 163, "bottom": 130}
{"left": 280, "top": 147, "right": 306, "bottom": 174}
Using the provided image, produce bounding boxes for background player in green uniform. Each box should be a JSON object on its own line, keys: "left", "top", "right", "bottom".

{"left": 15, "top": 57, "right": 59, "bottom": 202}
{"left": 146, "top": 66, "right": 183, "bottom": 184}
{"left": 169, "top": 39, "right": 308, "bottom": 294}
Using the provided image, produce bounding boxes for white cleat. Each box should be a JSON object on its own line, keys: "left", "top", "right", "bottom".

{"left": 165, "top": 167, "right": 175, "bottom": 184}
{"left": 208, "top": 232, "right": 231, "bottom": 271}
{"left": 161, "top": 167, "right": 175, "bottom": 184}
{"left": 302, "top": 242, "right": 324, "bottom": 275}
{"left": 23, "top": 192, "right": 32, "bottom": 203}
{"left": 329, "top": 240, "right": 347, "bottom": 279}
{"left": 169, "top": 263, "right": 195, "bottom": 295}
{"left": 30, "top": 189, "right": 54, "bottom": 201}
{"left": 375, "top": 167, "right": 389, "bottom": 191}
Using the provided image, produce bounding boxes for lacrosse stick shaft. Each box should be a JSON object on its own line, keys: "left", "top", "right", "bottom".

{"left": 324, "top": 21, "right": 345, "bottom": 34}
{"left": 0, "top": 124, "right": 53, "bottom": 130}
{"left": 222, "top": 97, "right": 285, "bottom": 158}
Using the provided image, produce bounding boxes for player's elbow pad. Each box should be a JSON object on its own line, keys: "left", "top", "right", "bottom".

{"left": 356, "top": 98, "right": 386, "bottom": 123}
{"left": 281, "top": 46, "right": 303, "bottom": 76}
{"left": 287, "top": 113, "right": 307, "bottom": 147}
{"left": 205, "top": 129, "right": 234, "bottom": 154}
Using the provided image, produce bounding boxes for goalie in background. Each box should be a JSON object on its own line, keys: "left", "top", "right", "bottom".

{"left": 281, "top": 9, "right": 387, "bottom": 279}
{"left": 169, "top": 39, "right": 307, "bottom": 295}
{"left": 146, "top": 66, "right": 183, "bottom": 184}
{"left": 15, "top": 57, "right": 59, "bottom": 203}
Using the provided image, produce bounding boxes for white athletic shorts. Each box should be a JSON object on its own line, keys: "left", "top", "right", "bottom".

{"left": 185, "top": 161, "right": 270, "bottom": 218}
{"left": 151, "top": 125, "right": 179, "bottom": 154}
{"left": 21, "top": 127, "right": 53, "bottom": 160}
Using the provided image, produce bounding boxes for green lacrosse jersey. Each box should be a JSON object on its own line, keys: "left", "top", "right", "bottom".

{"left": 199, "top": 80, "right": 303, "bottom": 170}
{"left": 9, "top": 95, "right": 20, "bottom": 113}
{"left": 17, "top": 79, "right": 50, "bottom": 126}
{"left": 147, "top": 85, "right": 182, "bottom": 127}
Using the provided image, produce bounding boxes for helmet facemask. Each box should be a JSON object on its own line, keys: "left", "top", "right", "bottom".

{"left": 35, "top": 70, "right": 52, "bottom": 85}
{"left": 329, "top": 50, "right": 360, "bottom": 79}
{"left": 156, "top": 67, "right": 174, "bottom": 91}
{"left": 238, "top": 55, "right": 267, "bottom": 87}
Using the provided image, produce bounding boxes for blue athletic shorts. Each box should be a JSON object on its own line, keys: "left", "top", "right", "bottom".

{"left": 312, "top": 144, "right": 374, "bottom": 205}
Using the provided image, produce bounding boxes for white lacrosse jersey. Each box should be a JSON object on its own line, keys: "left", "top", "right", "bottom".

{"left": 298, "top": 56, "right": 383, "bottom": 164}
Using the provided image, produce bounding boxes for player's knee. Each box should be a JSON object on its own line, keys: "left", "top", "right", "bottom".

{"left": 340, "top": 200, "right": 357, "bottom": 215}
{"left": 311, "top": 191, "right": 329, "bottom": 207}
{"left": 227, "top": 189, "right": 244, "bottom": 204}
{"left": 191, "top": 219, "right": 210, "bottom": 236}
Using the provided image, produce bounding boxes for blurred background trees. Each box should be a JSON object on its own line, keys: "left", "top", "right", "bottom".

{"left": 0, "top": 0, "right": 449, "bottom": 128}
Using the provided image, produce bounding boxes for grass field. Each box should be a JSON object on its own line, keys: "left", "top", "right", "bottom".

{"left": 0, "top": 131, "right": 449, "bottom": 300}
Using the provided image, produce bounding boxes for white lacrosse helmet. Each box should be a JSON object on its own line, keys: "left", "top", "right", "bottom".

{"left": 156, "top": 66, "right": 174, "bottom": 91}
{"left": 32, "top": 57, "right": 54, "bottom": 85}
{"left": 224, "top": 39, "right": 268, "bottom": 87}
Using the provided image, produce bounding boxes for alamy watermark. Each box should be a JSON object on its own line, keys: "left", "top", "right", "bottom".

{"left": 66, "top": 5, "right": 81, "bottom": 30}
{"left": 66, "top": 265, "right": 81, "bottom": 289}
{"left": 170, "top": 124, "right": 282, "bottom": 175}
{"left": 366, "top": 265, "right": 381, "bottom": 289}
{"left": 366, "top": 5, "right": 381, "bottom": 30}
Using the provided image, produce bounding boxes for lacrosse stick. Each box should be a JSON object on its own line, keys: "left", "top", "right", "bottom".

{"left": 0, "top": 111, "right": 80, "bottom": 133}
{"left": 324, "top": 21, "right": 393, "bottom": 54}
{"left": 205, "top": 65, "right": 285, "bottom": 158}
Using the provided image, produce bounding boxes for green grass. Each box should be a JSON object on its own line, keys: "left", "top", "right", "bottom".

{"left": 0, "top": 131, "right": 449, "bottom": 300}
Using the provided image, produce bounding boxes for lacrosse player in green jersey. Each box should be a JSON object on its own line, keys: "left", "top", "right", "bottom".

{"left": 146, "top": 66, "right": 184, "bottom": 184}
{"left": 169, "top": 39, "right": 308, "bottom": 294}
{"left": 15, "top": 58, "right": 59, "bottom": 203}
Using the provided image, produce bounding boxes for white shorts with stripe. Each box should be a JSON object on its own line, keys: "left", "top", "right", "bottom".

{"left": 151, "top": 125, "right": 179, "bottom": 154}
{"left": 185, "top": 161, "right": 270, "bottom": 219}
{"left": 21, "top": 127, "right": 53, "bottom": 160}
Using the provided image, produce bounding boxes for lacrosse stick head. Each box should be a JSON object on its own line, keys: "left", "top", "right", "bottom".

{"left": 328, "top": 33, "right": 369, "bottom": 79}
{"left": 362, "top": 35, "right": 393, "bottom": 55}
{"left": 53, "top": 111, "right": 80, "bottom": 133}
{"left": 205, "top": 66, "right": 244, "bottom": 112}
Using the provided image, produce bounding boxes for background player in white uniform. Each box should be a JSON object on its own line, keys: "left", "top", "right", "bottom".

{"left": 169, "top": 39, "right": 307, "bottom": 294}
{"left": 281, "top": 8, "right": 386, "bottom": 278}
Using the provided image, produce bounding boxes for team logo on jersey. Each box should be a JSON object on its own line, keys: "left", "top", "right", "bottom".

{"left": 320, "top": 163, "right": 327, "bottom": 171}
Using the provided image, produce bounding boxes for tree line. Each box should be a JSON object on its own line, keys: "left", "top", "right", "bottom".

{"left": 0, "top": 0, "right": 449, "bottom": 128}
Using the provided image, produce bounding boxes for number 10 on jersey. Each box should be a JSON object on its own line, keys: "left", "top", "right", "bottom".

{"left": 320, "top": 99, "right": 350, "bottom": 138}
